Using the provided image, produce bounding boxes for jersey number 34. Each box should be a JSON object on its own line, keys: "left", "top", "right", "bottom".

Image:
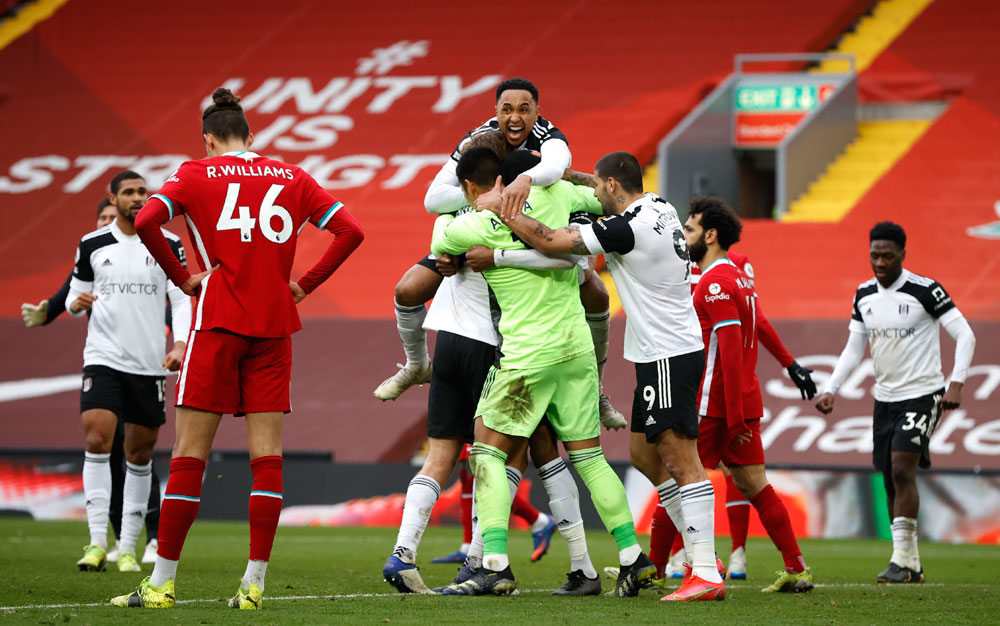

{"left": 216, "top": 183, "right": 293, "bottom": 244}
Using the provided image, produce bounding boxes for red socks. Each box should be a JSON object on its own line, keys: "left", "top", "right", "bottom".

{"left": 751, "top": 484, "right": 805, "bottom": 573}
{"left": 648, "top": 505, "right": 676, "bottom": 576}
{"left": 725, "top": 473, "right": 750, "bottom": 552}
{"left": 511, "top": 490, "right": 540, "bottom": 525}
{"left": 249, "top": 456, "right": 283, "bottom": 562}
{"left": 459, "top": 465, "right": 474, "bottom": 544}
{"left": 157, "top": 457, "right": 206, "bottom": 561}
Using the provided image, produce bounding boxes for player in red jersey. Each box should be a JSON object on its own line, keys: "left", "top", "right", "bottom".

{"left": 111, "top": 88, "right": 364, "bottom": 610}
{"left": 684, "top": 197, "right": 814, "bottom": 594}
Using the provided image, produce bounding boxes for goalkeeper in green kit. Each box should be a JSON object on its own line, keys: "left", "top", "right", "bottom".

{"left": 431, "top": 147, "right": 655, "bottom": 597}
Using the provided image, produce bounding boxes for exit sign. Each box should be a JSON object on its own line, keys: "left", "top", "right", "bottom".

{"left": 735, "top": 84, "right": 834, "bottom": 112}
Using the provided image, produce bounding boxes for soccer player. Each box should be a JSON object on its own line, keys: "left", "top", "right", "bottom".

{"left": 110, "top": 88, "right": 363, "bottom": 609}
{"left": 430, "top": 148, "right": 653, "bottom": 597}
{"left": 684, "top": 196, "right": 814, "bottom": 594}
{"left": 816, "top": 221, "right": 975, "bottom": 584}
{"left": 375, "top": 78, "right": 624, "bottom": 431}
{"left": 21, "top": 198, "right": 118, "bottom": 327}
{"left": 493, "top": 151, "right": 726, "bottom": 602}
{"left": 69, "top": 171, "right": 191, "bottom": 575}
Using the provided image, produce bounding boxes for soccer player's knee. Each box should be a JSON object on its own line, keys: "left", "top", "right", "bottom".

{"left": 84, "top": 431, "right": 113, "bottom": 453}
{"left": 890, "top": 463, "right": 916, "bottom": 487}
{"left": 125, "top": 448, "right": 154, "bottom": 466}
{"left": 581, "top": 275, "right": 609, "bottom": 312}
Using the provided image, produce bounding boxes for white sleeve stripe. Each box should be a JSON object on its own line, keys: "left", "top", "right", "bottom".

{"left": 712, "top": 319, "right": 741, "bottom": 330}
{"left": 317, "top": 202, "right": 344, "bottom": 229}
{"left": 151, "top": 194, "right": 175, "bottom": 219}
{"left": 578, "top": 223, "right": 604, "bottom": 255}
{"left": 184, "top": 215, "right": 211, "bottom": 271}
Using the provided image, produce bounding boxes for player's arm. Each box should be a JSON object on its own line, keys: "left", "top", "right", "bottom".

{"left": 562, "top": 169, "right": 596, "bottom": 188}
{"left": 430, "top": 212, "right": 486, "bottom": 257}
{"left": 501, "top": 137, "right": 572, "bottom": 220}
{"left": 715, "top": 317, "right": 750, "bottom": 441}
{"left": 424, "top": 156, "right": 470, "bottom": 215}
{"left": 756, "top": 299, "right": 817, "bottom": 400}
{"left": 21, "top": 271, "right": 72, "bottom": 327}
{"left": 295, "top": 205, "right": 365, "bottom": 298}
{"left": 938, "top": 308, "right": 976, "bottom": 411}
{"left": 163, "top": 280, "right": 191, "bottom": 372}
{"left": 464, "top": 246, "right": 580, "bottom": 272}
{"left": 66, "top": 241, "right": 97, "bottom": 317}
{"left": 816, "top": 291, "right": 871, "bottom": 414}
{"left": 135, "top": 197, "right": 194, "bottom": 288}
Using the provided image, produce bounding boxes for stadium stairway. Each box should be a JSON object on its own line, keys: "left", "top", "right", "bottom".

{"left": 813, "top": 0, "right": 934, "bottom": 74}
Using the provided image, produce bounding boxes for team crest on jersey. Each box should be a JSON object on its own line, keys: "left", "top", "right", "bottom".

{"left": 82, "top": 377, "right": 92, "bottom": 393}
{"left": 146, "top": 255, "right": 156, "bottom": 268}
{"left": 899, "top": 304, "right": 910, "bottom": 317}
{"left": 708, "top": 282, "right": 721, "bottom": 295}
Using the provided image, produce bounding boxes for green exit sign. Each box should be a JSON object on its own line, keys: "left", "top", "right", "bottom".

{"left": 736, "top": 85, "right": 824, "bottom": 112}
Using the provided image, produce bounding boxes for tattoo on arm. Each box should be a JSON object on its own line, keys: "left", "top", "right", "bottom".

{"left": 563, "top": 169, "right": 596, "bottom": 188}
{"left": 567, "top": 225, "right": 590, "bottom": 254}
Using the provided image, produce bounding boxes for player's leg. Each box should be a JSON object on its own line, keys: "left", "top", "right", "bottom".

{"left": 80, "top": 407, "right": 118, "bottom": 570}
{"left": 108, "top": 418, "right": 126, "bottom": 563}
{"left": 117, "top": 420, "right": 158, "bottom": 572}
{"left": 722, "top": 466, "right": 750, "bottom": 579}
{"left": 374, "top": 259, "right": 441, "bottom": 401}
{"left": 728, "top": 461, "right": 812, "bottom": 593}
{"left": 885, "top": 451, "right": 923, "bottom": 578}
{"left": 432, "top": 447, "right": 473, "bottom": 563}
{"left": 579, "top": 268, "right": 625, "bottom": 429}
{"left": 142, "top": 463, "right": 161, "bottom": 564}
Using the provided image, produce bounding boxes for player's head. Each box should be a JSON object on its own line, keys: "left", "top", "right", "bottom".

{"left": 593, "top": 151, "right": 643, "bottom": 215}
{"left": 495, "top": 78, "right": 539, "bottom": 148}
{"left": 96, "top": 197, "right": 116, "bottom": 228}
{"left": 202, "top": 87, "right": 253, "bottom": 156}
{"left": 501, "top": 150, "right": 540, "bottom": 186}
{"left": 463, "top": 129, "right": 513, "bottom": 161}
{"left": 108, "top": 170, "right": 147, "bottom": 224}
{"left": 684, "top": 196, "right": 742, "bottom": 263}
{"left": 457, "top": 146, "right": 502, "bottom": 205}
{"left": 869, "top": 221, "right": 906, "bottom": 286}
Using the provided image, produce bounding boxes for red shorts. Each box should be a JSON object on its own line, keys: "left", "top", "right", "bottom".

{"left": 175, "top": 328, "right": 292, "bottom": 415}
{"left": 697, "top": 417, "right": 765, "bottom": 468}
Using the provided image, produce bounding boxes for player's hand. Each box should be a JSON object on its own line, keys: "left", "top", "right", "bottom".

{"left": 730, "top": 425, "right": 752, "bottom": 445}
{"left": 941, "top": 381, "right": 963, "bottom": 412}
{"left": 500, "top": 174, "right": 531, "bottom": 221}
{"left": 180, "top": 264, "right": 219, "bottom": 297}
{"left": 289, "top": 281, "right": 307, "bottom": 303}
{"left": 815, "top": 392, "right": 835, "bottom": 415}
{"left": 786, "top": 361, "right": 817, "bottom": 400}
{"left": 435, "top": 253, "right": 460, "bottom": 277}
{"left": 475, "top": 176, "right": 504, "bottom": 216}
{"left": 465, "top": 246, "right": 496, "bottom": 272}
{"left": 69, "top": 293, "right": 97, "bottom": 314}
{"left": 21, "top": 300, "right": 48, "bottom": 327}
{"left": 163, "top": 342, "right": 185, "bottom": 372}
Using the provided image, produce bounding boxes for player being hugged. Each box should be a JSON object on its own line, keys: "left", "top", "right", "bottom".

{"left": 110, "top": 88, "right": 364, "bottom": 610}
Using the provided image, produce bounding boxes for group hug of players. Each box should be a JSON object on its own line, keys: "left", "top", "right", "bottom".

{"left": 24, "top": 76, "right": 974, "bottom": 609}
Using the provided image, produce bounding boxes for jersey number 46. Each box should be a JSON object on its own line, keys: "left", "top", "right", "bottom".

{"left": 216, "top": 183, "right": 293, "bottom": 244}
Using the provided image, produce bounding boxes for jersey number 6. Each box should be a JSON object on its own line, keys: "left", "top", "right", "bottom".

{"left": 217, "top": 183, "right": 293, "bottom": 244}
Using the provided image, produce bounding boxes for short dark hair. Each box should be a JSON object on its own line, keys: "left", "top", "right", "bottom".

{"left": 501, "top": 150, "right": 541, "bottom": 186}
{"left": 462, "top": 130, "right": 512, "bottom": 160}
{"left": 869, "top": 221, "right": 906, "bottom": 249}
{"left": 96, "top": 196, "right": 112, "bottom": 217}
{"left": 202, "top": 87, "right": 250, "bottom": 142}
{"left": 109, "top": 170, "right": 144, "bottom": 195}
{"left": 688, "top": 196, "right": 742, "bottom": 250}
{"left": 595, "top": 151, "right": 643, "bottom": 194}
{"left": 495, "top": 77, "right": 538, "bottom": 104}
{"left": 456, "top": 146, "right": 502, "bottom": 189}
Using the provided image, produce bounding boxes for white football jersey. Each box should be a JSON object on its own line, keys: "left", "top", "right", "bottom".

{"left": 579, "top": 194, "right": 703, "bottom": 363}
{"left": 849, "top": 269, "right": 960, "bottom": 402}
{"left": 67, "top": 220, "right": 192, "bottom": 376}
{"left": 423, "top": 267, "right": 498, "bottom": 347}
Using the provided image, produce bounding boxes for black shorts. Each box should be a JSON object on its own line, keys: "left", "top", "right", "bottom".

{"left": 873, "top": 389, "right": 944, "bottom": 472}
{"left": 427, "top": 331, "right": 495, "bottom": 440}
{"left": 80, "top": 365, "right": 166, "bottom": 429}
{"left": 631, "top": 350, "right": 705, "bottom": 442}
{"left": 416, "top": 254, "right": 443, "bottom": 276}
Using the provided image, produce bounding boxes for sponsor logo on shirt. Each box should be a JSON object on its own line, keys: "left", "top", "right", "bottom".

{"left": 709, "top": 283, "right": 721, "bottom": 295}
{"left": 868, "top": 327, "right": 916, "bottom": 339}
{"left": 98, "top": 282, "right": 160, "bottom": 296}
{"left": 704, "top": 282, "right": 730, "bottom": 303}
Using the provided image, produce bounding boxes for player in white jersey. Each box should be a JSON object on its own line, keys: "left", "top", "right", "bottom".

{"left": 816, "top": 221, "right": 975, "bottom": 584}
{"left": 374, "top": 78, "right": 625, "bottom": 431}
{"left": 382, "top": 135, "right": 601, "bottom": 597}
{"left": 486, "top": 151, "right": 725, "bottom": 601}
{"left": 69, "top": 170, "right": 192, "bottom": 574}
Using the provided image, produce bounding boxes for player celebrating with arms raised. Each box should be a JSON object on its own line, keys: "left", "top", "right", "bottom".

{"left": 816, "top": 221, "right": 975, "bottom": 583}
{"left": 110, "top": 88, "right": 364, "bottom": 609}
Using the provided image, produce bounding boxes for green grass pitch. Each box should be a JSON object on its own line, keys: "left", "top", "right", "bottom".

{"left": 1, "top": 518, "right": 997, "bottom": 624}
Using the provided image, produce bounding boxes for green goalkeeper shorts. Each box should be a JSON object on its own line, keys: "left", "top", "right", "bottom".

{"left": 476, "top": 352, "right": 600, "bottom": 442}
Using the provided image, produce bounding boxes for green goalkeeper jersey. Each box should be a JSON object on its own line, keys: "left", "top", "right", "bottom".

{"left": 431, "top": 180, "right": 601, "bottom": 369}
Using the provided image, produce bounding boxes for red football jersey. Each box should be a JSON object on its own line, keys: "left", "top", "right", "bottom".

{"left": 151, "top": 152, "right": 345, "bottom": 338}
{"left": 693, "top": 258, "right": 763, "bottom": 426}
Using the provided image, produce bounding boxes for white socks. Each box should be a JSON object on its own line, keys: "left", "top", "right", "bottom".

{"left": 655, "top": 479, "right": 689, "bottom": 561}
{"left": 586, "top": 310, "right": 610, "bottom": 383}
{"left": 394, "top": 299, "right": 429, "bottom": 367}
{"left": 538, "top": 457, "right": 596, "bottom": 577}
{"left": 242, "top": 559, "right": 268, "bottom": 591}
{"left": 150, "top": 556, "right": 177, "bottom": 587}
{"left": 891, "top": 517, "right": 920, "bottom": 570}
{"left": 119, "top": 460, "right": 152, "bottom": 555}
{"left": 679, "top": 481, "right": 721, "bottom": 583}
{"left": 83, "top": 452, "right": 111, "bottom": 549}
{"left": 483, "top": 553, "right": 510, "bottom": 572}
{"left": 393, "top": 475, "right": 441, "bottom": 563}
